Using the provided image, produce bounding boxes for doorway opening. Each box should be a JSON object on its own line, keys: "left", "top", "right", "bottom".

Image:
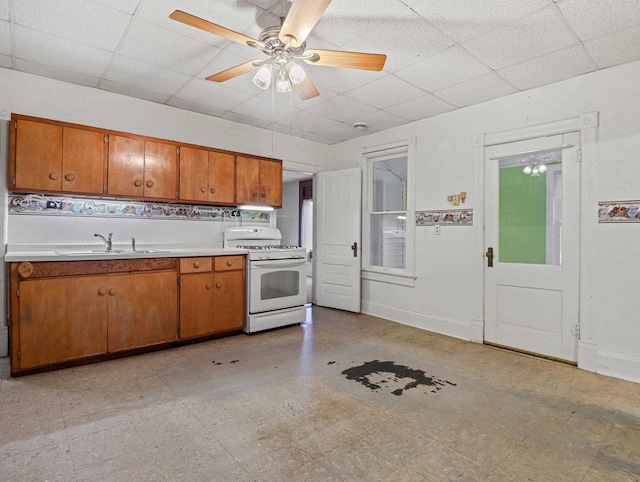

{"left": 277, "top": 169, "right": 314, "bottom": 305}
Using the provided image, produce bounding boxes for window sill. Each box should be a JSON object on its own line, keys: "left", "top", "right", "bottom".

{"left": 362, "top": 269, "right": 417, "bottom": 287}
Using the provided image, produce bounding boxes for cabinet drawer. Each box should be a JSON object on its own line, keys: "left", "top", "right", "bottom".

{"left": 214, "top": 255, "right": 245, "bottom": 271}
{"left": 180, "top": 257, "right": 213, "bottom": 273}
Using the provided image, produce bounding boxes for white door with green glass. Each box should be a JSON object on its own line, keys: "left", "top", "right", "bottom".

{"left": 484, "top": 133, "right": 580, "bottom": 362}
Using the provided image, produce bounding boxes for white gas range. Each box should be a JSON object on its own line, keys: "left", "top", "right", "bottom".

{"left": 224, "top": 227, "right": 307, "bottom": 333}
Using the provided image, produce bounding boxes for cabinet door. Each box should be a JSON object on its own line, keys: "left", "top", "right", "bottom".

{"left": 14, "top": 119, "right": 63, "bottom": 191}
{"left": 107, "top": 271, "right": 178, "bottom": 352}
{"left": 144, "top": 140, "right": 177, "bottom": 200}
{"left": 259, "top": 160, "right": 283, "bottom": 207}
{"left": 209, "top": 152, "right": 235, "bottom": 204}
{"left": 213, "top": 270, "right": 245, "bottom": 332}
{"left": 19, "top": 276, "right": 108, "bottom": 370}
{"left": 108, "top": 135, "right": 144, "bottom": 197}
{"left": 179, "top": 146, "right": 209, "bottom": 202}
{"left": 179, "top": 273, "right": 214, "bottom": 339}
{"left": 62, "top": 127, "right": 105, "bottom": 194}
{"left": 235, "top": 156, "right": 260, "bottom": 204}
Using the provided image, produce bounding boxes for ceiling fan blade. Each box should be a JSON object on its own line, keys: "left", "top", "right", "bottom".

{"left": 206, "top": 60, "right": 262, "bottom": 82}
{"left": 170, "top": 10, "right": 265, "bottom": 49}
{"left": 292, "top": 76, "right": 320, "bottom": 101}
{"left": 304, "top": 49, "right": 387, "bottom": 71}
{"left": 279, "top": 0, "right": 332, "bottom": 47}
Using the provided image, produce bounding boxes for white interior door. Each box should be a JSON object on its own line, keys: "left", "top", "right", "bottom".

{"left": 315, "top": 168, "right": 361, "bottom": 312}
{"left": 485, "top": 133, "right": 580, "bottom": 362}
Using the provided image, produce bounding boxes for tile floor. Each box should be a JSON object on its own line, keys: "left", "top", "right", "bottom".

{"left": 1, "top": 306, "right": 639, "bottom": 481}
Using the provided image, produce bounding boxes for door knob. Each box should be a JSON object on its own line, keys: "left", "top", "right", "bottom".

{"left": 351, "top": 242, "right": 358, "bottom": 257}
{"left": 486, "top": 247, "right": 494, "bottom": 268}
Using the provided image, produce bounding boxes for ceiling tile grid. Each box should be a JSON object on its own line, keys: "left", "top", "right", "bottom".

{"left": 2, "top": 0, "right": 640, "bottom": 144}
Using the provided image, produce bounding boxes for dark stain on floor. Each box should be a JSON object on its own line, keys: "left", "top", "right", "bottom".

{"left": 211, "top": 359, "right": 241, "bottom": 365}
{"left": 341, "top": 360, "right": 456, "bottom": 396}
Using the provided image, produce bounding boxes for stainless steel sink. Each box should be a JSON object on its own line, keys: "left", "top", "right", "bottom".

{"left": 134, "top": 249, "right": 171, "bottom": 254}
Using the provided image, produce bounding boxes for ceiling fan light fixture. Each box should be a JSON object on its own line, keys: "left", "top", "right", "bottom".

{"left": 285, "top": 60, "right": 306, "bottom": 84}
{"left": 275, "top": 68, "right": 292, "bottom": 93}
{"left": 253, "top": 64, "right": 273, "bottom": 90}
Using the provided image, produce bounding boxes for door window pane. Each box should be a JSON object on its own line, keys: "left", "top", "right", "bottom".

{"left": 370, "top": 214, "right": 406, "bottom": 269}
{"left": 498, "top": 149, "right": 562, "bottom": 265}
{"left": 372, "top": 157, "right": 407, "bottom": 212}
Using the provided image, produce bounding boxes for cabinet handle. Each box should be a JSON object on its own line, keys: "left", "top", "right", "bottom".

{"left": 193, "top": 261, "right": 200, "bottom": 268}
{"left": 210, "top": 187, "right": 216, "bottom": 193}
{"left": 48, "top": 172, "right": 60, "bottom": 180}
{"left": 98, "top": 287, "right": 107, "bottom": 296}
{"left": 108, "top": 288, "right": 117, "bottom": 296}
{"left": 64, "top": 173, "right": 75, "bottom": 181}
{"left": 215, "top": 282, "right": 222, "bottom": 289}
{"left": 134, "top": 180, "right": 142, "bottom": 187}
{"left": 205, "top": 283, "right": 213, "bottom": 290}
{"left": 200, "top": 186, "right": 206, "bottom": 193}
{"left": 226, "top": 259, "right": 233, "bottom": 267}
{"left": 146, "top": 180, "right": 154, "bottom": 188}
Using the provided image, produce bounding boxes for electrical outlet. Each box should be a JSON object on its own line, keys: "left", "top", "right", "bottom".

{"left": 434, "top": 225, "right": 441, "bottom": 235}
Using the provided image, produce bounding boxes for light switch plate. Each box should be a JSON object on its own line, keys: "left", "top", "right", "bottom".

{"left": 451, "top": 194, "right": 461, "bottom": 206}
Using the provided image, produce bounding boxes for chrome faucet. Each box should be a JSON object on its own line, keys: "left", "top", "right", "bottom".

{"left": 95, "top": 233, "right": 113, "bottom": 252}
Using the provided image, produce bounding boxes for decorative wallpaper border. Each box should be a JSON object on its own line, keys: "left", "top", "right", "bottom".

{"left": 598, "top": 201, "right": 640, "bottom": 223}
{"left": 8, "top": 194, "right": 270, "bottom": 223}
{"left": 416, "top": 209, "right": 473, "bottom": 226}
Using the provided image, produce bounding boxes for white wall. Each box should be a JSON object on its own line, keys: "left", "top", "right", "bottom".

{"left": 330, "top": 59, "right": 640, "bottom": 384}
{"left": 277, "top": 181, "right": 300, "bottom": 247}
{"left": 0, "top": 67, "right": 333, "bottom": 356}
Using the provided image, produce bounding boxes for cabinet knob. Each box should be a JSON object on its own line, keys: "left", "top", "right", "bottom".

{"left": 205, "top": 283, "right": 213, "bottom": 290}
{"left": 215, "top": 282, "right": 222, "bottom": 289}
{"left": 226, "top": 259, "right": 233, "bottom": 267}
{"left": 210, "top": 187, "right": 216, "bottom": 194}
{"left": 48, "top": 172, "right": 60, "bottom": 180}
{"left": 17, "top": 262, "right": 34, "bottom": 279}
{"left": 134, "top": 180, "right": 142, "bottom": 187}
{"left": 261, "top": 192, "right": 266, "bottom": 198}
{"left": 98, "top": 287, "right": 107, "bottom": 296}
{"left": 64, "top": 173, "right": 75, "bottom": 182}
{"left": 200, "top": 186, "right": 206, "bottom": 193}
{"left": 193, "top": 261, "right": 200, "bottom": 268}
{"left": 146, "top": 180, "right": 154, "bottom": 188}
{"left": 108, "top": 288, "right": 117, "bottom": 296}
{"left": 252, "top": 191, "right": 258, "bottom": 198}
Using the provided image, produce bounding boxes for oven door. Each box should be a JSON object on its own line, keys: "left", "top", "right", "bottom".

{"left": 249, "top": 259, "right": 307, "bottom": 313}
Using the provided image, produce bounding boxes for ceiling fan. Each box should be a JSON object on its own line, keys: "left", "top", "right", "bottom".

{"left": 170, "top": 0, "right": 387, "bottom": 100}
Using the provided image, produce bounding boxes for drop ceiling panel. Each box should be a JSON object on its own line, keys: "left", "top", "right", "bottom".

{"left": 221, "top": 110, "right": 271, "bottom": 128}
{"left": 435, "top": 73, "right": 517, "bottom": 108}
{"left": 14, "top": 0, "right": 131, "bottom": 51}
{"left": 259, "top": 85, "right": 338, "bottom": 110}
{"left": 90, "top": 0, "right": 141, "bottom": 15}
{"left": 344, "top": 75, "right": 427, "bottom": 110}
{"left": 463, "top": 7, "right": 578, "bottom": 70}
{"left": 0, "top": 20, "right": 9, "bottom": 55}
{"left": 396, "top": 46, "right": 491, "bottom": 92}
{"left": 405, "top": 0, "right": 550, "bottom": 43}
{"left": 316, "top": 122, "right": 367, "bottom": 144}
{"left": 0, "top": 1, "right": 8, "bottom": 21}
{"left": 276, "top": 110, "right": 338, "bottom": 133}
{"left": 99, "top": 79, "right": 171, "bottom": 104}
{"left": 302, "top": 63, "right": 382, "bottom": 92}
{"left": 351, "top": 109, "right": 407, "bottom": 133}
{"left": 14, "top": 26, "right": 113, "bottom": 78}
{"left": 231, "top": 96, "right": 299, "bottom": 123}
{"left": 306, "top": 95, "right": 377, "bottom": 123}
{"left": 584, "top": 25, "right": 640, "bottom": 69}
{"left": 558, "top": 0, "right": 640, "bottom": 41}
{"left": 0, "top": 54, "right": 10, "bottom": 67}
{"left": 167, "top": 97, "right": 226, "bottom": 118}
{"left": 384, "top": 94, "right": 456, "bottom": 122}
{"left": 15, "top": 58, "right": 100, "bottom": 87}
{"left": 343, "top": 9, "right": 454, "bottom": 73}
{"left": 173, "top": 78, "right": 252, "bottom": 111}
{"left": 498, "top": 45, "right": 596, "bottom": 90}
{"left": 119, "top": 19, "right": 221, "bottom": 75}
{"left": 103, "top": 55, "right": 191, "bottom": 96}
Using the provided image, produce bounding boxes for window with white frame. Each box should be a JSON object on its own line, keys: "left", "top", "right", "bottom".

{"left": 362, "top": 139, "right": 416, "bottom": 286}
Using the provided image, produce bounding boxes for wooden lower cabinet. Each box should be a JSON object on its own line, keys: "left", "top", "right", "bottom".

{"left": 213, "top": 270, "right": 245, "bottom": 332}
{"left": 179, "top": 272, "right": 214, "bottom": 339}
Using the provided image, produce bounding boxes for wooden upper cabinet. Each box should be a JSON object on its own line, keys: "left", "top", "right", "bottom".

{"left": 260, "top": 159, "right": 283, "bottom": 207}
{"left": 108, "top": 135, "right": 144, "bottom": 197}
{"left": 108, "top": 137, "right": 177, "bottom": 200}
{"left": 209, "top": 152, "right": 235, "bottom": 204}
{"left": 13, "top": 119, "right": 105, "bottom": 194}
{"left": 179, "top": 146, "right": 209, "bottom": 203}
{"left": 62, "top": 127, "right": 105, "bottom": 194}
{"left": 236, "top": 156, "right": 261, "bottom": 205}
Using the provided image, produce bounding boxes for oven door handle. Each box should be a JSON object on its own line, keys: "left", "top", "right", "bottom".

{"left": 251, "top": 260, "right": 307, "bottom": 268}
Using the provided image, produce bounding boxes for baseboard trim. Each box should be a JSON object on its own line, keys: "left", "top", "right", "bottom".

{"left": 362, "top": 300, "right": 471, "bottom": 341}
{"left": 0, "top": 325, "right": 7, "bottom": 357}
{"left": 597, "top": 350, "right": 640, "bottom": 384}
{"left": 577, "top": 340, "right": 597, "bottom": 372}
{"left": 470, "top": 318, "right": 484, "bottom": 344}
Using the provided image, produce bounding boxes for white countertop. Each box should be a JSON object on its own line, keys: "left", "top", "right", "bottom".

{"left": 4, "top": 243, "right": 248, "bottom": 262}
